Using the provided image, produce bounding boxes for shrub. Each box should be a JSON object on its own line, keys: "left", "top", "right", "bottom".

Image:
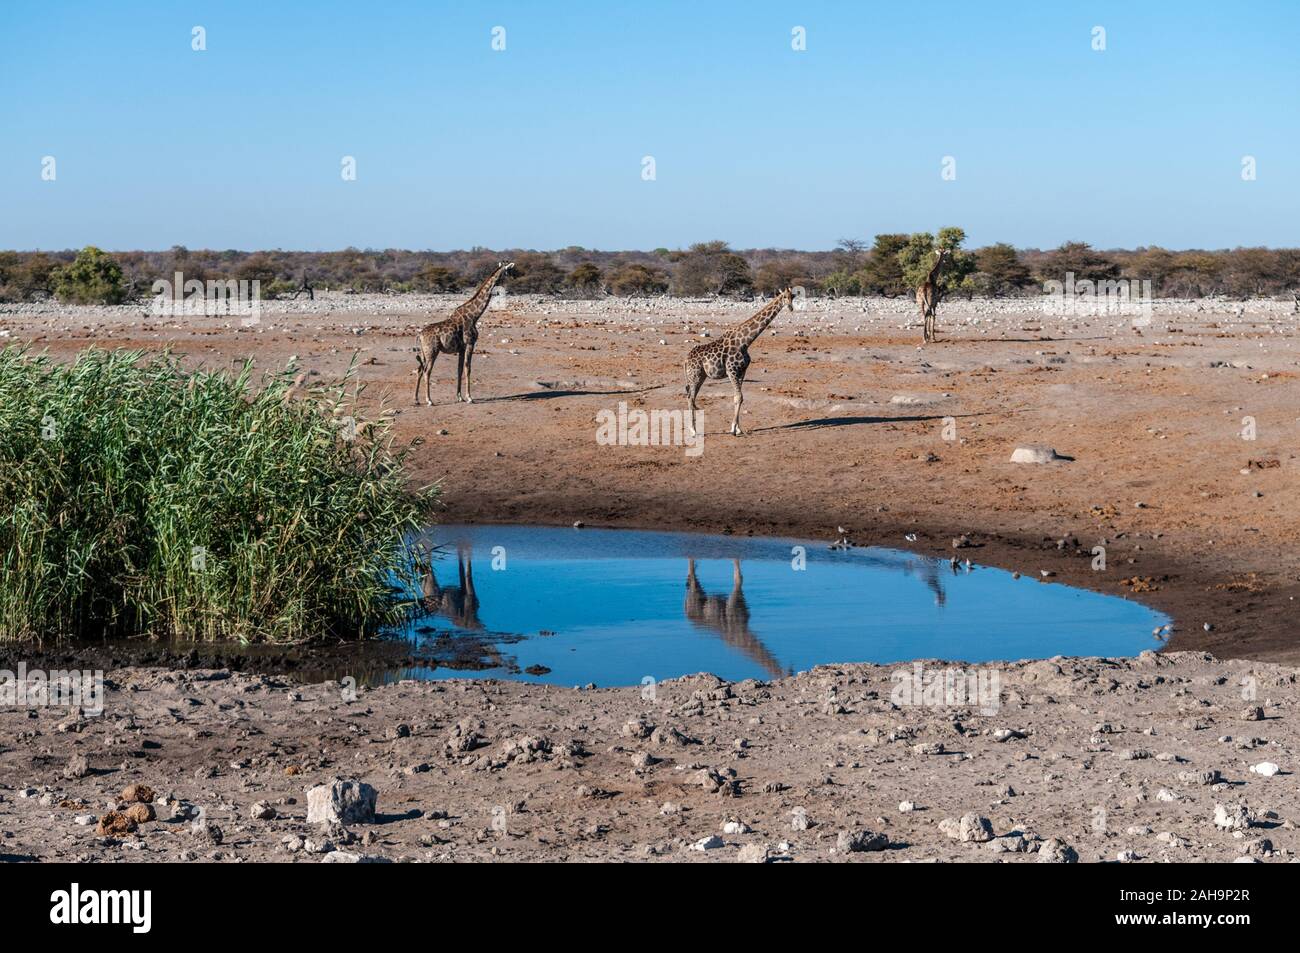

{"left": 607, "top": 262, "right": 669, "bottom": 295}
{"left": 567, "top": 262, "right": 603, "bottom": 293}
{"left": 0, "top": 348, "right": 435, "bottom": 644}
{"left": 52, "top": 246, "right": 127, "bottom": 304}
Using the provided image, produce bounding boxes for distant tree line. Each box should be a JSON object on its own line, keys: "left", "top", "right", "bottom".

{"left": 2, "top": 240, "right": 1298, "bottom": 305}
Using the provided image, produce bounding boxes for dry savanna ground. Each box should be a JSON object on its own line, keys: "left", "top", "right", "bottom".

{"left": 2, "top": 292, "right": 1298, "bottom": 863}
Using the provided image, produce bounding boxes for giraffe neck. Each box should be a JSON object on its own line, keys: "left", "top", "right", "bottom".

{"left": 927, "top": 250, "right": 947, "bottom": 285}
{"left": 731, "top": 295, "right": 786, "bottom": 348}
{"left": 460, "top": 266, "right": 510, "bottom": 323}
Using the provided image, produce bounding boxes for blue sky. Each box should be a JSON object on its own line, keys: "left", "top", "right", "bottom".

{"left": 1, "top": 1, "right": 1296, "bottom": 251}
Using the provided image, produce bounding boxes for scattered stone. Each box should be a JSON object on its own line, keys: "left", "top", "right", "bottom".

{"left": 1250, "top": 762, "right": 1280, "bottom": 777}
{"left": 691, "top": 835, "right": 724, "bottom": 851}
{"left": 1036, "top": 838, "right": 1079, "bottom": 863}
{"left": 836, "top": 829, "right": 889, "bottom": 853}
{"left": 63, "top": 754, "right": 90, "bottom": 780}
{"left": 939, "top": 813, "right": 994, "bottom": 843}
{"left": 250, "top": 800, "right": 277, "bottom": 820}
{"left": 1010, "top": 445, "right": 1061, "bottom": 464}
{"left": 306, "top": 780, "right": 378, "bottom": 826}
{"left": 737, "top": 843, "right": 772, "bottom": 864}
{"left": 1213, "top": 803, "right": 1257, "bottom": 831}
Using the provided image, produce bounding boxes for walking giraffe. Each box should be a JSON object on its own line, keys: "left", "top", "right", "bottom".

{"left": 413, "top": 261, "right": 514, "bottom": 405}
{"left": 684, "top": 287, "right": 794, "bottom": 436}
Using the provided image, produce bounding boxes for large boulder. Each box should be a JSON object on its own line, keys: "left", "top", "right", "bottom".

{"left": 306, "top": 780, "right": 378, "bottom": 826}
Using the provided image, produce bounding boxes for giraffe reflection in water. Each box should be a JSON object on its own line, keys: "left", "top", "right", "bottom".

{"left": 421, "top": 545, "right": 484, "bottom": 630}
{"left": 683, "top": 559, "right": 788, "bottom": 678}
{"left": 903, "top": 556, "right": 949, "bottom": 607}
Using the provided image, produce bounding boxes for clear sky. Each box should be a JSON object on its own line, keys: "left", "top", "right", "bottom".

{"left": 1, "top": 0, "right": 1296, "bottom": 251}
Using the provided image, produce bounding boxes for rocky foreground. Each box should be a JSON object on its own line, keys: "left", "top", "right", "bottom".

{"left": 0, "top": 651, "right": 1295, "bottom": 862}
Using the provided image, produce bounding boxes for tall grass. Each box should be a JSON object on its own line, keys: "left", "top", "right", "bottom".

{"left": 0, "top": 347, "right": 436, "bottom": 644}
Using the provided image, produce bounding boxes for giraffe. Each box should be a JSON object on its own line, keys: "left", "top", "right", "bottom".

{"left": 916, "top": 247, "right": 948, "bottom": 343}
{"left": 413, "top": 260, "right": 515, "bottom": 405}
{"left": 684, "top": 287, "right": 794, "bottom": 436}
{"left": 684, "top": 559, "right": 785, "bottom": 678}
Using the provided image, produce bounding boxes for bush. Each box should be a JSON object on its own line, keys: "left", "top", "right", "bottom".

{"left": 0, "top": 348, "right": 435, "bottom": 643}
{"left": 52, "top": 246, "right": 126, "bottom": 304}
{"left": 607, "top": 262, "right": 669, "bottom": 295}
{"left": 858, "top": 234, "right": 910, "bottom": 295}
{"left": 567, "top": 262, "right": 603, "bottom": 294}
{"left": 414, "top": 265, "right": 462, "bottom": 292}
{"left": 672, "top": 241, "right": 753, "bottom": 296}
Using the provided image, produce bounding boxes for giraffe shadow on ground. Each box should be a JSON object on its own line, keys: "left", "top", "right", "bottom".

{"left": 480, "top": 386, "right": 652, "bottom": 404}
{"left": 968, "top": 334, "right": 1112, "bottom": 344}
{"left": 752, "top": 411, "right": 988, "bottom": 434}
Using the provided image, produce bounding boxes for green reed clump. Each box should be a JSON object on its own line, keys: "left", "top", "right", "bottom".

{"left": 0, "top": 347, "right": 436, "bottom": 643}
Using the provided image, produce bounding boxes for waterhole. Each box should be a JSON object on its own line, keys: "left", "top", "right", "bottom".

{"left": 389, "top": 524, "right": 1167, "bottom": 686}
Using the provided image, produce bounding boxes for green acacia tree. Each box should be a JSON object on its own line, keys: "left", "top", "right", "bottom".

{"left": 898, "top": 227, "right": 973, "bottom": 342}
{"left": 52, "top": 246, "right": 127, "bottom": 304}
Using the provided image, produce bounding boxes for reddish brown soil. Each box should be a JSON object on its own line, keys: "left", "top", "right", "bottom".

{"left": 6, "top": 294, "right": 1294, "bottom": 661}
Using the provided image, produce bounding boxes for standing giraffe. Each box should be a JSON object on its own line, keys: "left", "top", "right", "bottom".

{"left": 684, "top": 287, "right": 794, "bottom": 436}
{"left": 916, "top": 248, "right": 948, "bottom": 343}
{"left": 413, "top": 260, "right": 514, "bottom": 405}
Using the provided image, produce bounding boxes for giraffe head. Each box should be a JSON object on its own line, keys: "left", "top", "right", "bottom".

{"left": 780, "top": 287, "right": 796, "bottom": 311}
{"left": 498, "top": 261, "right": 516, "bottom": 275}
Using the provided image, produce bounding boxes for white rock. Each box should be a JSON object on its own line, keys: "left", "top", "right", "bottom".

{"left": 691, "top": 835, "right": 724, "bottom": 851}
{"left": 939, "top": 813, "right": 994, "bottom": 843}
{"left": 1250, "top": 762, "right": 1280, "bottom": 777}
{"left": 1213, "top": 803, "right": 1256, "bottom": 831}
{"left": 1010, "top": 445, "right": 1061, "bottom": 464}
{"left": 306, "top": 779, "right": 377, "bottom": 826}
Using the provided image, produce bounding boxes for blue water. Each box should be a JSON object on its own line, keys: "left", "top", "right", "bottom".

{"left": 393, "top": 524, "right": 1167, "bottom": 686}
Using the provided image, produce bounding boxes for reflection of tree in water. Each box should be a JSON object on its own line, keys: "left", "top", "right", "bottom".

{"left": 421, "top": 545, "right": 484, "bottom": 630}
{"left": 903, "top": 557, "right": 948, "bottom": 607}
{"left": 684, "top": 559, "right": 787, "bottom": 678}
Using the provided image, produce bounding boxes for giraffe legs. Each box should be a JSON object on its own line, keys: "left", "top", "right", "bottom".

{"left": 728, "top": 373, "right": 745, "bottom": 436}
{"left": 462, "top": 344, "right": 476, "bottom": 403}
{"left": 685, "top": 366, "right": 705, "bottom": 435}
{"left": 420, "top": 350, "right": 438, "bottom": 406}
{"left": 454, "top": 349, "right": 466, "bottom": 402}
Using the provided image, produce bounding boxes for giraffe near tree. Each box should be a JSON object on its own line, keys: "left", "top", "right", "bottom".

{"left": 916, "top": 248, "right": 948, "bottom": 344}
{"left": 684, "top": 287, "right": 794, "bottom": 436}
{"left": 898, "top": 227, "right": 972, "bottom": 344}
{"left": 413, "top": 260, "right": 514, "bottom": 405}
